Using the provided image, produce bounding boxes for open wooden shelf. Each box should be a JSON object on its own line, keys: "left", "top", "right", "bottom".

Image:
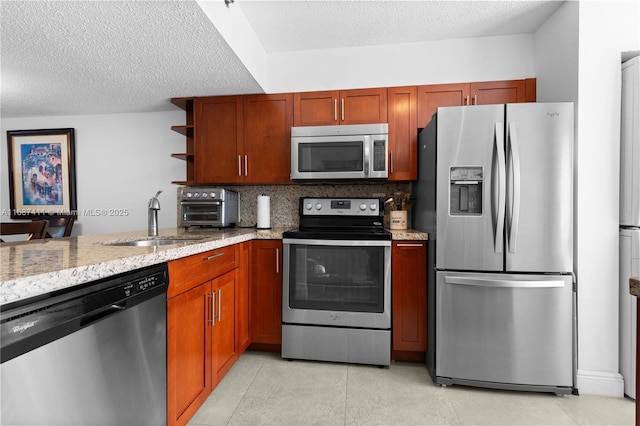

{"left": 171, "top": 125, "right": 194, "bottom": 137}
{"left": 171, "top": 97, "right": 194, "bottom": 111}
{"left": 171, "top": 153, "right": 194, "bottom": 161}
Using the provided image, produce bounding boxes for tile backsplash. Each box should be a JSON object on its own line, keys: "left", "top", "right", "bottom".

{"left": 179, "top": 183, "right": 410, "bottom": 229}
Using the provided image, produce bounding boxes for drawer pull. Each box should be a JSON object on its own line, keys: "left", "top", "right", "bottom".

{"left": 204, "top": 253, "right": 224, "bottom": 261}
{"left": 396, "top": 243, "right": 424, "bottom": 247}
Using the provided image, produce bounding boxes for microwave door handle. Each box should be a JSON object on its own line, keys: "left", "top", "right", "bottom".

{"left": 363, "top": 136, "right": 371, "bottom": 177}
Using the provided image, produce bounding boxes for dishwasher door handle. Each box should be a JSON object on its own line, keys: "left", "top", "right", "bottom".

{"left": 79, "top": 303, "right": 127, "bottom": 326}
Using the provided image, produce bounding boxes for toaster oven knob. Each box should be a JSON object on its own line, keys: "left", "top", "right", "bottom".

{"left": 370, "top": 203, "right": 378, "bottom": 211}
{"left": 305, "top": 203, "right": 313, "bottom": 211}
{"left": 315, "top": 203, "right": 322, "bottom": 211}
{"left": 359, "top": 203, "right": 367, "bottom": 211}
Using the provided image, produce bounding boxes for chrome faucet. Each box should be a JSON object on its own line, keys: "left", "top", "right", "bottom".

{"left": 148, "top": 190, "right": 162, "bottom": 236}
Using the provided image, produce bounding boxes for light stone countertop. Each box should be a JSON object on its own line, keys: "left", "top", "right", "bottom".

{"left": 389, "top": 229, "right": 429, "bottom": 241}
{"left": 1, "top": 226, "right": 428, "bottom": 306}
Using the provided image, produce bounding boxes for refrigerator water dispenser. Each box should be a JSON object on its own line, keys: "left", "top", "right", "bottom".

{"left": 450, "top": 166, "right": 483, "bottom": 215}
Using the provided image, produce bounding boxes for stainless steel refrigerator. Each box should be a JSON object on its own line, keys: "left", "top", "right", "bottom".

{"left": 619, "top": 55, "right": 639, "bottom": 399}
{"left": 412, "top": 102, "right": 576, "bottom": 395}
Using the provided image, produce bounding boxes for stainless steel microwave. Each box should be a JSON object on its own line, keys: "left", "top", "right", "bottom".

{"left": 290, "top": 123, "right": 388, "bottom": 180}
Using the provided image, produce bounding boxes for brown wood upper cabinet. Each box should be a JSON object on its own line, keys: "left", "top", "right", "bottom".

{"left": 293, "top": 88, "right": 387, "bottom": 126}
{"left": 194, "top": 96, "right": 244, "bottom": 184}
{"left": 387, "top": 86, "right": 418, "bottom": 181}
{"left": 417, "top": 79, "right": 536, "bottom": 128}
{"left": 470, "top": 79, "right": 527, "bottom": 106}
{"left": 194, "top": 94, "right": 292, "bottom": 184}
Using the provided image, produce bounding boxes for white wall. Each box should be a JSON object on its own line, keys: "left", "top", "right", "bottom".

{"left": 267, "top": 34, "right": 535, "bottom": 92}
{"left": 1, "top": 111, "right": 185, "bottom": 235}
{"left": 576, "top": 0, "right": 639, "bottom": 396}
{"left": 535, "top": 0, "right": 640, "bottom": 396}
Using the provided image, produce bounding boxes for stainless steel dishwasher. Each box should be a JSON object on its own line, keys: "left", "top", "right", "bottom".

{"left": 0, "top": 263, "right": 168, "bottom": 425}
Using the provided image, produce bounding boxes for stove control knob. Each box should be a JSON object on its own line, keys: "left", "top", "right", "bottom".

{"left": 185, "top": 192, "right": 192, "bottom": 199}
{"left": 202, "top": 192, "right": 208, "bottom": 198}
{"left": 359, "top": 203, "right": 367, "bottom": 211}
{"left": 194, "top": 193, "right": 200, "bottom": 198}
{"left": 370, "top": 203, "right": 378, "bottom": 211}
{"left": 210, "top": 192, "right": 216, "bottom": 198}
{"left": 305, "top": 203, "right": 313, "bottom": 211}
{"left": 315, "top": 203, "right": 322, "bottom": 211}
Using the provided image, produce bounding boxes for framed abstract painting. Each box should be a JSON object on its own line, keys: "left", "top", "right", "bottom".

{"left": 6, "top": 128, "right": 77, "bottom": 219}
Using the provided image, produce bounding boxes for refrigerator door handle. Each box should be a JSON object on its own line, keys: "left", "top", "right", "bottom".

{"left": 494, "top": 122, "right": 506, "bottom": 254}
{"left": 445, "top": 276, "right": 565, "bottom": 288}
{"left": 508, "top": 122, "right": 521, "bottom": 253}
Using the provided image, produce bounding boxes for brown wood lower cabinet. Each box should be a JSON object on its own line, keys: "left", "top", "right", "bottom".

{"left": 236, "top": 241, "right": 251, "bottom": 352}
{"left": 167, "top": 281, "right": 211, "bottom": 426}
{"left": 166, "top": 245, "right": 242, "bottom": 426}
{"left": 251, "top": 240, "right": 283, "bottom": 346}
{"left": 211, "top": 269, "right": 238, "bottom": 385}
{"left": 392, "top": 241, "right": 427, "bottom": 360}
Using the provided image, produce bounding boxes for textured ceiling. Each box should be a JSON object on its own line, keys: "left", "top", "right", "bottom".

{"left": 0, "top": 0, "right": 563, "bottom": 118}
{"left": 239, "top": 0, "right": 563, "bottom": 52}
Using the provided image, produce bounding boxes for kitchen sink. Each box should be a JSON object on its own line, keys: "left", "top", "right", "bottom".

{"left": 102, "top": 237, "right": 204, "bottom": 247}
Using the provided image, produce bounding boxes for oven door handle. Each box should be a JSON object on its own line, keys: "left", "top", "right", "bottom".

{"left": 282, "top": 238, "right": 391, "bottom": 247}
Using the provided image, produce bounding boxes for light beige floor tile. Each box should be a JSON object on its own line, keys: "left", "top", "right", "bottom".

{"left": 188, "top": 352, "right": 635, "bottom": 426}
{"left": 227, "top": 359, "right": 348, "bottom": 425}
{"left": 345, "top": 362, "right": 461, "bottom": 425}
{"left": 188, "top": 356, "right": 264, "bottom": 426}
{"left": 555, "top": 394, "right": 634, "bottom": 425}
{"left": 444, "top": 385, "right": 576, "bottom": 425}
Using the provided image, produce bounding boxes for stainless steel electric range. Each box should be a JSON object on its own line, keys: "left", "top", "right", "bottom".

{"left": 282, "top": 197, "right": 392, "bottom": 366}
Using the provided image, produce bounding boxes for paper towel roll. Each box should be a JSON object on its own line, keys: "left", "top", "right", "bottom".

{"left": 257, "top": 195, "right": 271, "bottom": 229}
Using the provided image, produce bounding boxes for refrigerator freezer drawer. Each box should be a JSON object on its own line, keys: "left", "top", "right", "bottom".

{"left": 436, "top": 271, "right": 573, "bottom": 388}
{"left": 619, "top": 228, "right": 639, "bottom": 398}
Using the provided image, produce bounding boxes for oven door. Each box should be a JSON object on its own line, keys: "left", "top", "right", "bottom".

{"left": 282, "top": 238, "right": 391, "bottom": 329}
{"left": 179, "top": 201, "right": 222, "bottom": 226}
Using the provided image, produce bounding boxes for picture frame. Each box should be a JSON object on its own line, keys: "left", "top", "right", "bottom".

{"left": 6, "top": 128, "right": 77, "bottom": 219}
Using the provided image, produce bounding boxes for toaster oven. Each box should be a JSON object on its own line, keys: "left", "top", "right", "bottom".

{"left": 178, "top": 187, "right": 239, "bottom": 228}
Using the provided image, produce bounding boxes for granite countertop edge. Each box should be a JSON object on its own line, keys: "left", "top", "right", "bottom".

{"left": 1, "top": 227, "right": 428, "bottom": 306}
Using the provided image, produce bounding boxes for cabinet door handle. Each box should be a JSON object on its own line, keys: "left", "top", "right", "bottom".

{"left": 217, "top": 290, "right": 221, "bottom": 321}
{"left": 473, "top": 95, "right": 477, "bottom": 105}
{"left": 341, "top": 98, "right": 345, "bottom": 121}
{"left": 204, "top": 252, "right": 224, "bottom": 261}
{"left": 237, "top": 155, "right": 242, "bottom": 177}
{"left": 464, "top": 95, "right": 469, "bottom": 105}
{"left": 244, "top": 155, "right": 248, "bottom": 177}
{"left": 208, "top": 292, "right": 215, "bottom": 325}
{"left": 389, "top": 152, "right": 394, "bottom": 174}
{"left": 334, "top": 99, "right": 338, "bottom": 122}
{"left": 396, "top": 243, "right": 424, "bottom": 247}
{"left": 276, "top": 248, "right": 280, "bottom": 274}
